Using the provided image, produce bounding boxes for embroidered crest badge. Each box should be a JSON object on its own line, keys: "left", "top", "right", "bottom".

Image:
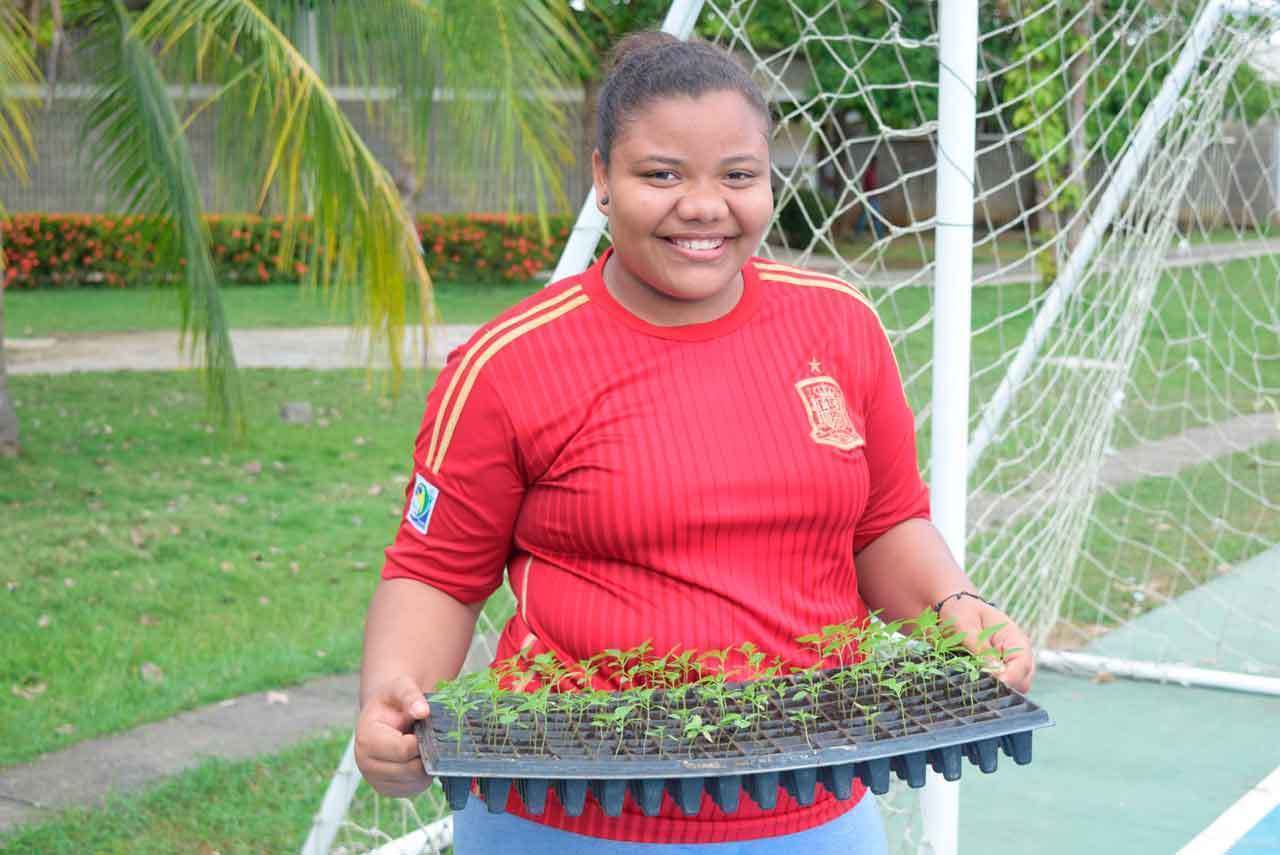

{"left": 795, "top": 360, "right": 864, "bottom": 451}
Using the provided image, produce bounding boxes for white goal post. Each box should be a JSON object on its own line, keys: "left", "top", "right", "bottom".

{"left": 305, "top": 1, "right": 1280, "bottom": 852}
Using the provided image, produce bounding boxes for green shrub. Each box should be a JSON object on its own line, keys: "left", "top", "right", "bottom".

{"left": 0, "top": 212, "right": 573, "bottom": 289}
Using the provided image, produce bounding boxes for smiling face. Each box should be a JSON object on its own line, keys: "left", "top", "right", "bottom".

{"left": 592, "top": 89, "right": 773, "bottom": 326}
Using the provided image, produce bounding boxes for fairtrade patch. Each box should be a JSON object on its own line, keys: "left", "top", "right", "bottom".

{"left": 406, "top": 473, "right": 440, "bottom": 535}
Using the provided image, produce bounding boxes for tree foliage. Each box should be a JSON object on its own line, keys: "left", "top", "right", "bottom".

{"left": 992, "top": 1, "right": 1274, "bottom": 216}
{"left": 580, "top": 0, "right": 1277, "bottom": 226}
{"left": 0, "top": 0, "right": 589, "bottom": 439}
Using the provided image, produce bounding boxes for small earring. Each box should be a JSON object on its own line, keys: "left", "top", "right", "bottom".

{"left": 600, "top": 194, "right": 609, "bottom": 205}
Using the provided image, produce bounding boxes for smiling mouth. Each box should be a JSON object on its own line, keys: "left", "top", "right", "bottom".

{"left": 665, "top": 236, "right": 727, "bottom": 251}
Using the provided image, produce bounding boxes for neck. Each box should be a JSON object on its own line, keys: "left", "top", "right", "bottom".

{"left": 602, "top": 256, "right": 744, "bottom": 327}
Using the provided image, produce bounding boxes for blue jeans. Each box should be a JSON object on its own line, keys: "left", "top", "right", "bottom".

{"left": 452, "top": 792, "right": 888, "bottom": 855}
{"left": 853, "top": 197, "right": 883, "bottom": 239}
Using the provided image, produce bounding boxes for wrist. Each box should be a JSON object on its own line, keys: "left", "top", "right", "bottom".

{"left": 931, "top": 590, "right": 994, "bottom": 617}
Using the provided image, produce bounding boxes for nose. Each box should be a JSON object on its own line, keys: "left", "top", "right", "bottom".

{"left": 675, "top": 180, "right": 729, "bottom": 223}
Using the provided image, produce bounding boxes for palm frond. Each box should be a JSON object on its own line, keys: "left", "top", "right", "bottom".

{"left": 0, "top": 3, "right": 40, "bottom": 187}
{"left": 311, "top": 0, "right": 591, "bottom": 227}
{"left": 80, "top": 0, "right": 243, "bottom": 431}
{"left": 137, "top": 0, "right": 437, "bottom": 381}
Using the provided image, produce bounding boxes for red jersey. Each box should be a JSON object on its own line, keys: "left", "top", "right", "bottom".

{"left": 383, "top": 250, "right": 931, "bottom": 843}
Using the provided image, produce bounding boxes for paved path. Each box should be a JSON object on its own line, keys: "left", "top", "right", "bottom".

{"left": 5, "top": 324, "right": 479, "bottom": 375}
{"left": 0, "top": 675, "right": 358, "bottom": 830}
{"left": 969, "top": 411, "right": 1279, "bottom": 531}
{"left": 0, "top": 632, "right": 500, "bottom": 833}
{"left": 6, "top": 238, "right": 1274, "bottom": 374}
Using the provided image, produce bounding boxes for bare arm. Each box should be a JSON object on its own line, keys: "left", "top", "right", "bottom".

{"left": 855, "top": 518, "right": 1035, "bottom": 692}
{"left": 354, "top": 577, "right": 484, "bottom": 797}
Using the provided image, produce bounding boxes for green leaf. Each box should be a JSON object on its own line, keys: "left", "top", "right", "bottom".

{"left": 81, "top": 0, "right": 244, "bottom": 433}
{"left": 976, "top": 623, "right": 1007, "bottom": 646}
{"left": 0, "top": 3, "right": 38, "bottom": 187}
{"left": 139, "top": 0, "right": 437, "bottom": 395}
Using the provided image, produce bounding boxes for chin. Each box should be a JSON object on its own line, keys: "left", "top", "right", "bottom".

{"left": 656, "top": 272, "right": 737, "bottom": 303}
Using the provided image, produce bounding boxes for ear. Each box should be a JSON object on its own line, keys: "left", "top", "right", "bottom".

{"left": 591, "top": 149, "right": 609, "bottom": 216}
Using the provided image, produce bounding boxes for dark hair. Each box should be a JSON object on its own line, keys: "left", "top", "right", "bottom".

{"left": 596, "top": 32, "right": 772, "bottom": 166}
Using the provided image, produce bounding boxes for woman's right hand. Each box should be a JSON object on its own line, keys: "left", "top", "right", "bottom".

{"left": 354, "top": 675, "right": 433, "bottom": 797}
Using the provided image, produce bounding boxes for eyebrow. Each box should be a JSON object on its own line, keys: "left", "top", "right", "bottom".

{"left": 635, "top": 154, "right": 765, "bottom": 167}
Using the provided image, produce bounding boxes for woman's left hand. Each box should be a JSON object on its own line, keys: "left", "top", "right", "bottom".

{"left": 936, "top": 595, "right": 1035, "bottom": 694}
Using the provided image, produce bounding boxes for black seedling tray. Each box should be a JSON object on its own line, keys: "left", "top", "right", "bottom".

{"left": 416, "top": 665, "right": 1051, "bottom": 818}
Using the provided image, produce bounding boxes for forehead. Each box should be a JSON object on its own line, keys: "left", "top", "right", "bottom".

{"left": 614, "top": 90, "right": 770, "bottom": 158}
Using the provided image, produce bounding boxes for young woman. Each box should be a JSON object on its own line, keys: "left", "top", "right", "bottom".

{"left": 355, "top": 32, "right": 1035, "bottom": 855}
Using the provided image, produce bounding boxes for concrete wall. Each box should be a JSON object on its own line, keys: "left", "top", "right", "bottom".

{"left": 850, "top": 134, "right": 1039, "bottom": 231}
{"left": 1, "top": 93, "right": 1273, "bottom": 233}
{"left": 811, "top": 126, "right": 1278, "bottom": 233}
{"left": 0, "top": 93, "right": 592, "bottom": 217}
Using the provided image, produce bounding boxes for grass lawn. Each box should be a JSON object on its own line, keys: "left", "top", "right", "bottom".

{"left": 965, "top": 442, "right": 1280, "bottom": 634}
{"left": 828, "top": 222, "right": 1275, "bottom": 270}
{"left": 0, "top": 368, "right": 512, "bottom": 769}
{"left": 1070, "top": 443, "right": 1280, "bottom": 626}
{"left": 0, "top": 249, "right": 1273, "bottom": 849}
{"left": 5, "top": 474, "right": 1275, "bottom": 854}
{"left": 833, "top": 226, "right": 1042, "bottom": 270}
{"left": 1184, "top": 222, "right": 1276, "bottom": 246}
{"left": 0, "top": 255, "right": 1270, "bottom": 764}
{"left": 0, "top": 728, "right": 451, "bottom": 854}
{"left": 4, "top": 277, "right": 542, "bottom": 337}
{"left": 874, "top": 255, "right": 1278, "bottom": 478}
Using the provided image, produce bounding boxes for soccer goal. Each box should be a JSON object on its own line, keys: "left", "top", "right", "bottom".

{"left": 303, "top": 1, "right": 1279, "bottom": 852}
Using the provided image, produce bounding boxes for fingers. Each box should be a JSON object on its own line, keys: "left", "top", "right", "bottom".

{"left": 940, "top": 601, "right": 1036, "bottom": 694}
{"left": 363, "top": 676, "right": 430, "bottom": 731}
{"left": 998, "top": 646, "right": 1035, "bottom": 694}
{"left": 354, "top": 676, "right": 434, "bottom": 798}
{"left": 361, "top": 720, "right": 422, "bottom": 764}
{"left": 984, "top": 621, "right": 1035, "bottom": 694}
{"left": 390, "top": 674, "right": 431, "bottom": 721}
{"left": 355, "top": 725, "right": 431, "bottom": 797}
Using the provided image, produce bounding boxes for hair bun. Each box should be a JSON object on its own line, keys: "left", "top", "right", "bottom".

{"left": 608, "top": 30, "right": 680, "bottom": 71}
{"left": 594, "top": 30, "right": 770, "bottom": 164}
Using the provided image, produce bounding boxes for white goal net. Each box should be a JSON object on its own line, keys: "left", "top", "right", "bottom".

{"left": 310, "top": 1, "right": 1279, "bottom": 852}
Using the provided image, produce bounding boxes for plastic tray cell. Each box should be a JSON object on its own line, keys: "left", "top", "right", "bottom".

{"left": 666, "top": 776, "right": 704, "bottom": 815}
{"left": 590, "top": 778, "right": 628, "bottom": 817}
{"left": 891, "top": 751, "right": 928, "bottom": 788}
{"left": 929, "top": 745, "right": 964, "bottom": 781}
{"left": 819, "top": 763, "right": 856, "bottom": 800}
{"left": 744, "top": 771, "right": 780, "bottom": 810}
{"left": 516, "top": 778, "right": 550, "bottom": 815}
{"left": 856, "top": 757, "right": 891, "bottom": 795}
{"left": 629, "top": 777, "right": 666, "bottom": 816}
{"left": 707, "top": 774, "right": 742, "bottom": 813}
{"left": 555, "top": 778, "right": 588, "bottom": 817}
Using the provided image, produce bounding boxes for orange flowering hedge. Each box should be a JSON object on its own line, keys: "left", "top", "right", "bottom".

{"left": 417, "top": 213, "right": 572, "bottom": 282}
{"left": 1, "top": 212, "right": 574, "bottom": 289}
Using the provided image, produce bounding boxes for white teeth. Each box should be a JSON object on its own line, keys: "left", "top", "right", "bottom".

{"left": 671, "top": 237, "right": 724, "bottom": 251}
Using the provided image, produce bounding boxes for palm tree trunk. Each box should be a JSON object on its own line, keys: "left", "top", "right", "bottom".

{"left": 0, "top": 286, "right": 20, "bottom": 457}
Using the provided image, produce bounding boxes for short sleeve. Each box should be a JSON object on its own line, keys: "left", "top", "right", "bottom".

{"left": 382, "top": 347, "right": 526, "bottom": 604}
{"left": 851, "top": 325, "right": 931, "bottom": 553}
